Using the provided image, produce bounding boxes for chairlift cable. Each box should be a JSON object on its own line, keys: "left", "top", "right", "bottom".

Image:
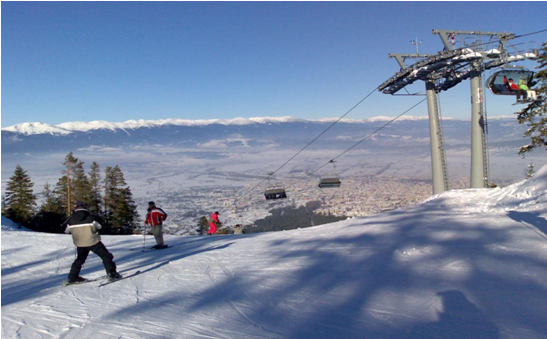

{"left": 233, "top": 86, "right": 380, "bottom": 205}
{"left": 287, "top": 98, "right": 427, "bottom": 189}
{"left": 265, "top": 87, "right": 379, "bottom": 178}
{"left": 513, "top": 28, "right": 547, "bottom": 39}
{"left": 329, "top": 98, "right": 427, "bottom": 163}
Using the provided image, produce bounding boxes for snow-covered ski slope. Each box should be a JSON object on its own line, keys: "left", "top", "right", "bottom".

{"left": 2, "top": 166, "right": 547, "bottom": 339}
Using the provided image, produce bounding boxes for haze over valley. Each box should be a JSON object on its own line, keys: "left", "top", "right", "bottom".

{"left": 2, "top": 116, "right": 542, "bottom": 234}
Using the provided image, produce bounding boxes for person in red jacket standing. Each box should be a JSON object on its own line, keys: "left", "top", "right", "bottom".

{"left": 145, "top": 201, "right": 168, "bottom": 249}
{"left": 208, "top": 211, "right": 221, "bottom": 235}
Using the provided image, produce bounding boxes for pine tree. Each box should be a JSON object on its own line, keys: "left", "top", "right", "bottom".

{"left": 103, "top": 165, "right": 139, "bottom": 234}
{"left": 31, "top": 183, "right": 67, "bottom": 233}
{"left": 54, "top": 152, "right": 92, "bottom": 214}
{"left": 1, "top": 195, "right": 6, "bottom": 216}
{"left": 59, "top": 152, "right": 78, "bottom": 215}
{"left": 72, "top": 160, "right": 92, "bottom": 206}
{"left": 516, "top": 42, "right": 547, "bottom": 155}
{"left": 3, "top": 165, "right": 37, "bottom": 226}
{"left": 88, "top": 162, "right": 103, "bottom": 215}
{"left": 103, "top": 166, "right": 114, "bottom": 221}
{"left": 40, "top": 183, "right": 64, "bottom": 214}
{"left": 53, "top": 174, "right": 70, "bottom": 216}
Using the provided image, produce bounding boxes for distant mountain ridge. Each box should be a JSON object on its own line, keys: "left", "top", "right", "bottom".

{"left": 2, "top": 116, "right": 441, "bottom": 136}
{"left": 1, "top": 115, "right": 529, "bottom": 157}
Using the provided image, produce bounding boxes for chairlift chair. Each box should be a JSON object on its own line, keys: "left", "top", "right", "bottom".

{"left": 263, "top": 172, "right": 288, "bottom": 200}
{"left": 486, "top": 68, "right": 535, "bottom": 96}
{"left": 318, "top": 160, "right": 342, "bottom": 188}
{"left": 264, "top": 187, "right": 287, "bottom": 200}
{"left": 318, "top": 177, "right": 342, "bottom": 188}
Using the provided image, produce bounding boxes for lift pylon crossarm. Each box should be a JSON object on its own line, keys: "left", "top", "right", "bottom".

{"left": 389, "top": 53, "right": 432, "bottom": 69}
{"left": 379, "top": 48, "right": 477, "bottom": 93}
{"left": 431, "top": 29, "right": 515, "bottom": 52}
{"left": 380, "top": 48, "right": 539, "bottom": 95}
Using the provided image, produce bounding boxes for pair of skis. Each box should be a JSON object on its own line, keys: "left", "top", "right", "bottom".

{"left": 142, "top": 244, "right": 169, "bottom": 252}
{"left": 63, "top": 241, "right": 172, "bottom": 287}
{"left": 129, "top": 244, "right": 170, "bottom": 252}
{"left": 62, "top": 270, "right": 142, "bottom": 287}
{"left": 99, "top": 270, "right": 142, "bottom": 287}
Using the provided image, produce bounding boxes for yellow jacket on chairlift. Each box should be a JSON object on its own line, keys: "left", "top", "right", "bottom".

{"left": 519, "top": 79, "right": 529, "bottom": 91}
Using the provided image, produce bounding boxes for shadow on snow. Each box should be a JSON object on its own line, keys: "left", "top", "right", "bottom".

{"left": 100, "top": 203, "right": 547, "bottom": 338}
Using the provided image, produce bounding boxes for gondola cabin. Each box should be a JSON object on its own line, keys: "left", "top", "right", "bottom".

{"left": 264, "top": 188, "right": 287, "bottom": 200}
{"left": 486, "top": 69, "right": 535, "bottom": 96}
{"left": 318, "top": 177, "right": 342, "bottom": 188}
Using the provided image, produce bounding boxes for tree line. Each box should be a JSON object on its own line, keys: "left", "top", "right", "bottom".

{"left": 2, "top": 152, "right": 139, "bottom": 234}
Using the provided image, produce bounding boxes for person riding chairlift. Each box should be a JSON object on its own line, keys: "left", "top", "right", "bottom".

{"left": 503, "top": 76, "right": 525, "bottom": 102}
{"left": 519, "top": 78, "right": 537, "bottom": 101}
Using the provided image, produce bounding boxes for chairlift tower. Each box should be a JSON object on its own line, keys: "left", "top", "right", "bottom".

{"left": 379, "top": 29, "right": 539, "bottom": 192}
{"left": 387, "top": 52, "right": 448, "bottom": 194}
{"left": 469, "top": 61, "right": 487, "bottom": 188}
{"left": 432, "top": 30, "right": 514, "bottom": 189}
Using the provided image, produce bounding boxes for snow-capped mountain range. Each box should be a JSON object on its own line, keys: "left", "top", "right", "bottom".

{"left": 2, "top": 116, "right": 444, "bottom": 136}
{"left": 0, "top": 115, "right": 530, "bottom": 155}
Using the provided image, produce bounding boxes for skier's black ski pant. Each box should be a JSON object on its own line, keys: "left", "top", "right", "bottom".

{"left": 68, "top": 241, "right": 117, "bottom": 281}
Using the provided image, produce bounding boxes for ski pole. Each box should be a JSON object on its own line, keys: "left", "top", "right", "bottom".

{"left": 142, "top": 224, "right": 147, "bottom": 251}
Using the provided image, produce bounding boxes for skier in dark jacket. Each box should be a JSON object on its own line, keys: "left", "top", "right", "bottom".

{"left": 63, "top": 201, "right": 121, "bottom": 283}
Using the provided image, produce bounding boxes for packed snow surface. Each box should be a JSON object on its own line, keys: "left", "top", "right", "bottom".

{"left": 2, "top": 166, "right": 547, "bottom": 338}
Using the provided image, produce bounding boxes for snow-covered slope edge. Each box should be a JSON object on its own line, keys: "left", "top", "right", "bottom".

{"left": 424, "top": 164, "right": 547, "bottom": 217}
{"left": 2, "top": 166, "right": 546, "bottom": 338}
{"left": 1, "top": 215, "right": 32, "bottom": 232}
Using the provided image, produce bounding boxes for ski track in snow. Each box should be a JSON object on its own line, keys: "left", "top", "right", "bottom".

{"left": 2, "top": 166, "right": 547, "bottom": 338}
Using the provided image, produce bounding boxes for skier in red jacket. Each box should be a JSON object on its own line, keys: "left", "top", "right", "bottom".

{"left": 145, "top": 201, "right": 168, "bottom": 249}
{"left": 208, "top": 211, "right": 221, "bottom": 235}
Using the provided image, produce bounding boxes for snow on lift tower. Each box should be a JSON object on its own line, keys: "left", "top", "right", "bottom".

{"left": 318, "top": 160, "right": 342, "bottom": 188}
{"left": 264, "top": 172, "right": 287, "bottom": 200}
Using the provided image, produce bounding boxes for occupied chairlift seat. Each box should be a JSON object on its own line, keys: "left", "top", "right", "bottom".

{"left": 486, "top": 69, "right": 535, "bottom": 99}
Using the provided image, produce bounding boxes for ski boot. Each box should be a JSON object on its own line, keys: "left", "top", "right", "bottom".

{"left": 69, "top": 276, "right": 87, "bottom": 284}
{"left": 63, "top": 276, "right": 87, "bottom": 286}
{"left": 107, "top": 271, "right": 122, "bottom": 282}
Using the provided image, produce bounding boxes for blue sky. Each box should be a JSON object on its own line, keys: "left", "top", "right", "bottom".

{"left": 2, "top": 1, "right": 546, "bottom": 127}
